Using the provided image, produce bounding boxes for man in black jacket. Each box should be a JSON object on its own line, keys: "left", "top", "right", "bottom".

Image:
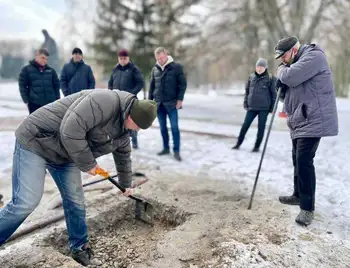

{"left": 148, "top": 47, "right": 187, "bottom": 161}
{"left": 60, "top": 47, "right": 95, "bottom": 96}
{"left": 108, "top": 49, "right": 145, "bottom": 149}
{"left": 18, "top": 48, "right": 60, "bottom": 114}
{"left": 232, "top": 58, "right": 277, "bottom": 152}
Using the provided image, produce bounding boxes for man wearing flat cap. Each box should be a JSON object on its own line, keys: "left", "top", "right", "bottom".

{"left": 274, "top": 36, "right": 338, "bottom": 226}
{"left": 60, "top": 47, "right": 96, "bottom": 96}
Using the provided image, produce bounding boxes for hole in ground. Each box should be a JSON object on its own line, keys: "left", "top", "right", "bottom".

{"left": 42, "top": 200, "right": 191, "bottom": 267}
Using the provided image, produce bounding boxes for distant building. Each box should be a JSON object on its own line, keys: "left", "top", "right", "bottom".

{"left": 0, "top": 39, "right": 39, "bottom": 80}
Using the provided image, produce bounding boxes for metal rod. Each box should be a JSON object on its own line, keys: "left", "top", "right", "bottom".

{"left": 248, "top": 87, "right": 282, "bottom": 210}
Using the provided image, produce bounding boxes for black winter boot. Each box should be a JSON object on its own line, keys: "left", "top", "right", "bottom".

{"left": 72, "top": 244, "right": 94, "bottom": 266}
{"left": 279, "top": 195, "right": 300, "bottom": 205}
{"left": 232, "top": 144, "right": 240, "bottom": 150}
{"left": 252, "top": 147, "right": 260, "bottom": 153}
{"left": 157, "top": 149, "right": 170, "bottom": 156}
{"left": 132, "top": 143, "right": 139, "bottom": 149}
{"left": 174, "top": 152, "right": 182, "bottom": 161}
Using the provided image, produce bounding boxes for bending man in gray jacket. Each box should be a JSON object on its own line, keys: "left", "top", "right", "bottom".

{"left": 275, "top": 36, "right": 338, "bottom": 226}
{"left": 0, "top": 90, "right": 157, "bottom": 266}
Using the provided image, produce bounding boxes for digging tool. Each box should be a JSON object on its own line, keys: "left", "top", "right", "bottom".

{"left": 47, "top": 173, "right": 149, "bottom": 210}
{"left": 248, "top": 87, "right": 282, "bottom": 210}
{"left": 96, "top": 168, "right": 154, "bottom": 225}
{"left": 82, "top": 172, "right": 148, "bottom": 188}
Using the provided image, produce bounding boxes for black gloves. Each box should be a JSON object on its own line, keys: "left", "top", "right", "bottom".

{"left": 276, "top": 78, "right": 287, "bottom": 89}
{"left": 276, "top": 79, "right": 289, "bottom": 101}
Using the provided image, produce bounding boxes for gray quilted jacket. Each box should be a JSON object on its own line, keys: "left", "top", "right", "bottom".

{"left": 15, "top": 89, "right": 135, "bottom": 188}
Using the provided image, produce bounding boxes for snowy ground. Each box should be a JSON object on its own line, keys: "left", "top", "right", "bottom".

{"left": 0, "top": 82, "right": 350, "bottom": 267}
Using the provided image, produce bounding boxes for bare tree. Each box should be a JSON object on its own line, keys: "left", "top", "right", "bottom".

{"left": 185, "top": 0, "right": 347, "bottom": 93}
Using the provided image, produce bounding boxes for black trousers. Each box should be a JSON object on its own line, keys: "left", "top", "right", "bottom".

{"left": 28, "top": 102, "right": 43, "bottom": 114}
{"left": 236, "top": 110, "right": 269, "bottom": 149}
{"left": 292, "top": 138, "right": 321, "bottom": 211}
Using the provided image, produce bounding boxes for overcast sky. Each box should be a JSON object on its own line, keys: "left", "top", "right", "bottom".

{"left": 0, "top": 0, "right": 67, "bottom": 41}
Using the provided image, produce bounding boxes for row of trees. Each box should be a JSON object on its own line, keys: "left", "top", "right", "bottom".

{"left": 63, "top": 0, "right": 350, "bottom": 97}
{"left": 189, "top": 0, "right": 350, "bottom": 96}
{"left": 90, "top": 0, "right": 201, "bottom": 86}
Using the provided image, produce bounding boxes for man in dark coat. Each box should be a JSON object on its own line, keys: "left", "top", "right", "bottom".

{"left": 232, "top": 58, "right": 277, "bottom": 152}
{"left": 148, "top": 47, "right": 187, "bottom": 161}
{"left": 275, "top": 36, "right": 338, "bottom": 226}
{"left": 108, "top": 49, "right": 145, "bottom": 149}
{"left": 0, "top": 89, "right": 157, "bottom": 266}
{"left": 18, "top": 48, "right": 60, "bottom": 114}
{"left": 60, "top": 47, "right": 95, "bottom": 96}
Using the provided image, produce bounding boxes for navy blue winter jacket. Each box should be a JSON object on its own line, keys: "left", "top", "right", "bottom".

{"left": 18, "top": 60, "right": 60, "bottom": 106}
{"left": 108, "top": 62, "right": 144, "bottom": 95}
{"left": 60, "top": 59, "right": 95, "bottom": 96}
{"left": 244, "top": 70, "right": 277, "bottom": 112}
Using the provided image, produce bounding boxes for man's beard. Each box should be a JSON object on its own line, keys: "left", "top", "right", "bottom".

{"left": 288, "top": 50, "right": 296, "bottom": 65}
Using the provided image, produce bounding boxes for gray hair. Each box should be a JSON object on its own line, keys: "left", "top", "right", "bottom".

{"left": 293, "top": 41, "right": 301, "bottom": 50}
{"left": 154, "top": 47, "right": 169, "bottom": 56}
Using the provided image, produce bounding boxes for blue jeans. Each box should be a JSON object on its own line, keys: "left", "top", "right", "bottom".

{"left": 157, "top": 104, "right": 180, "bottom": 152}
{"left": 128, "top": 130, "right": 138, "bottom": 148}
{"left": 0, "top": 140, "right": 88, "bottom": 250}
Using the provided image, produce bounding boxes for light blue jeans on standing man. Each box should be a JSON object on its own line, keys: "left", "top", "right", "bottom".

{"left": 0, "top": 140, "right": 88, "bottom": 250}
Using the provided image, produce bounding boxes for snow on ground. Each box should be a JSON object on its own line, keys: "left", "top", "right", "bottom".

{"left": 133, "top": 122, "right": 350, "bottom": 240}
{"left": 0, "top": 132, "right": 15, "bottom": 177}
{"left": 0, "top": 81, "right": 28, "bottom": 117}
{"left": 0, "top": 82, "right": 350, "bottom": 265}
{"left": 0, "top": 83, "right": 142, "bottom": 118}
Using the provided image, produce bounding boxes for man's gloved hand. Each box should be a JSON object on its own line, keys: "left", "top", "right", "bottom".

{"left": 276, "top": 78, "right": 285, "bottom": 89}
{"left": 276, "top": 79, "right": 289, "bottom": 101}
{"left": 244, "top": 101, "right": 248, "bottom": 111}
{"left": 276, "top": 79, "right": 290, "bottom": 92}
{"left": 87, "top": 164, "right": 101, "bottom": 176}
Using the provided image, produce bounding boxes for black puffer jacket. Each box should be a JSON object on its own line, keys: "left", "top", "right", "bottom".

{"left": 148, "top": 56, "right": 187, "bottom": 110}
{"left": 60, "top": 59, "right": 95, "bottom": 96}
{"left": 18, "top": 60, "right": 60, "bottom": 105}
{"left": 244, "top": 70, "right": 277, "bottom": 112}
{"left": 108, "top": 62, "right": 144, "bottom": 95}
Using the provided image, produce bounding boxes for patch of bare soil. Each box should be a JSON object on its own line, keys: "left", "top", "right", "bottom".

{"left": 31, "top": 201, "right": 192, "bottom": 268}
